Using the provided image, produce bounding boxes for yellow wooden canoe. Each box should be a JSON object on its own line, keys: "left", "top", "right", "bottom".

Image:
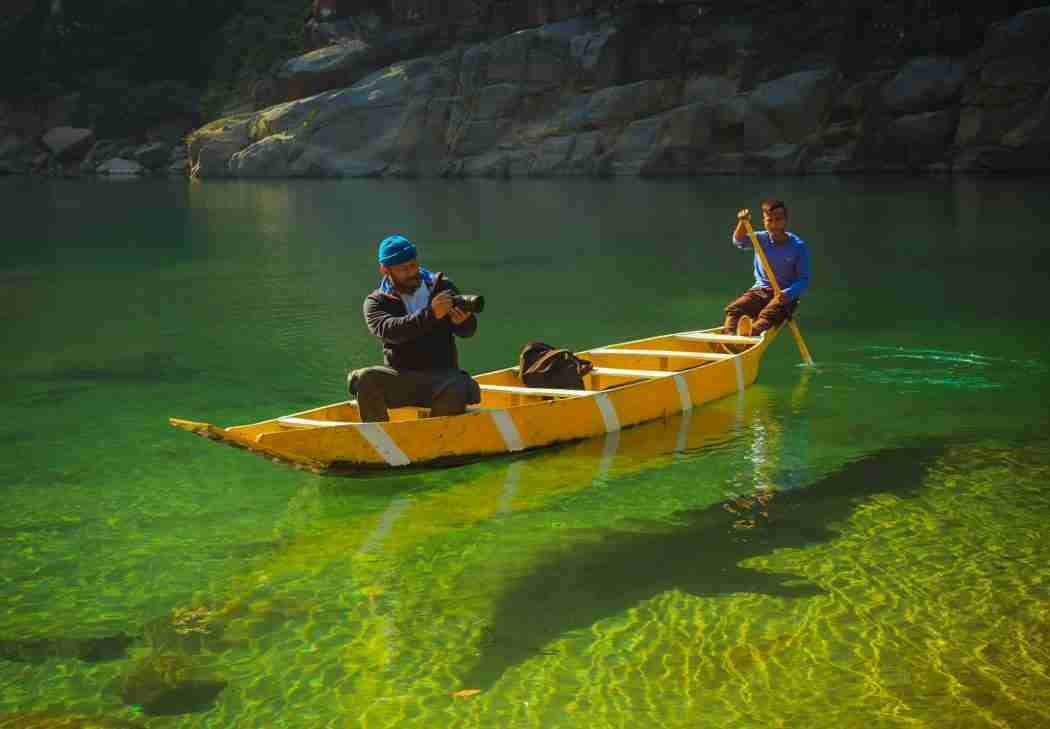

{"left": 169, "top": 325, "right": 780, "bottom": 473}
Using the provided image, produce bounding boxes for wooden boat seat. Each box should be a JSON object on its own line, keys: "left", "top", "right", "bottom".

{"left": 587, "top": 348, "right": 732, "bottom": 361}
{"left": 589, "top": 367, "right": 675, "bottom": 379}
{"left": 478, "top": 384, "right": 593, "bottom": 398}
{"left": 675, "top": 332, "right": 762, "bottom": 345}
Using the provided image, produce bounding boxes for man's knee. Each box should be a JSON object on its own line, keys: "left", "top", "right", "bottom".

{"left": 347, "top": 366, "right": 387, "bottom": 397}
{"left": 431, "top": 373, "right": 480, "bottom": 414}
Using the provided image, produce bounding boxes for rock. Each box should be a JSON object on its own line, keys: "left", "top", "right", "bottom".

{"left": 133, "top": 142, "right": 170, "bottom": 169}
{"left": 608, "top": 113, "right": 670, "bottom": 174}
{"left": 570, "top": 27, "right": 626, "bottom": 88}
{"left": 885, "top": 109, "right": 959, "bottom": 165}
{"left": 0, "top": 712, "right": 145, "bottom": 728}
{"left": 749, "top": 68, "right": 840, "bottom": 143}
{"left": 96, "top": 158, "right": 145, "bottom": 176}
{"left": 747, "top": 143, "right": 806, "bottom": 175}
{"left": 267, "top": 25, "right": 444, "bottom": 105}
{"left": 229, "top": 134, "right": 302, "bottom": 177}
{"left": 451, "top": 119, "right": 512, "bottom": 156}
{"left": 881, "top": 57, "right": 967, "bottom": 113}
{"left": 683, "top": 75, "right": 737, "bottom": 107}
{"left": 120, "top": 654, "right": 227, "bottom": 717}
{"left": 187, "top": 115, "right": 252, "bottom": 179}
{"left": 477, "top": 83, "right": 521, "bottom": 119}
{"left": 627, "top": 24, "right": 689, "bottom": 82}
{"left": 41, "top": 126, "right": 95, "bottom": 161}
{"left": 0, "top": 633, "right": 134, "bottom": 663}
{"left": 979, "top": 6, "right": 1050, "bottom": 63}
{"left": 580, "top": 79, "right": 681, "bottom": 130}
{"left": 1003, "top": 87, "right": 1050, "bottom": 147}
{"left": 713, "top": 95, "right": 782, "bottom": 151}
{"left": 952, "top": 144, "right": 1050, "bottom": 173}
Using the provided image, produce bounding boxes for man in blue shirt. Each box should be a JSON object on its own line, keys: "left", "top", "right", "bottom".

{"left": 723, "top": 198, "right": 811, "bottom": 337}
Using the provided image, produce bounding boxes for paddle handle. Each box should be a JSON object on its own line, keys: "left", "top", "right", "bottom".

{"left": 742, "top": 220, "right": 814, "bottom": 366}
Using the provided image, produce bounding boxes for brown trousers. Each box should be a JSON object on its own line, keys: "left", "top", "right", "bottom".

{"left": 723, "top": 287, "right": 799, "bottom": 335}
{"left": 347, "top": 366, "right": 480, "bottom": 422}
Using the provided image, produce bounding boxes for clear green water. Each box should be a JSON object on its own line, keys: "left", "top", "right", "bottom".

{"left": 1, "top": 175, "right": 1048, "bottom": 728}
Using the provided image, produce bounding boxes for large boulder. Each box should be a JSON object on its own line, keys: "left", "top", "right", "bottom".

{"left": 96, "top": 158, "right": 145, "bottom": 176}
{"left": 262, "top": 26, "right": 444, "bottom": 106}
{"left": 749, "top": 69, "right": 840, "bottom": 143}
{"left": 578, "top": 79, "right": 681, "bottom": 130}
{"left": 885, "top": 109, "right": 959, "bottom": 166}
{"left": 187, "top": 116, "right": 253, "bottom": 178}
{"left": 881, "top": 57, "right": 966, "bottom": 114}
{"left": 120, "top": 654, "right": 226, "bottom": 717}
{"left": 41, "top": 126, "right": 95, "bottom": 161}
{"left": 226, "top": 55, "right": 459, "bottom": 178}
{"left": 133, "top": 142, "right": 171, "bottom": 169}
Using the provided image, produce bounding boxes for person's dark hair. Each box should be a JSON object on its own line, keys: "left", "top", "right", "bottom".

{"left": 761, "top": 198, "right": 787, "bottom": 215}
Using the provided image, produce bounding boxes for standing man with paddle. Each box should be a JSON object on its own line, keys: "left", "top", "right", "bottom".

{"left": 723, "top": 198, "right": 811, "bottom": 353}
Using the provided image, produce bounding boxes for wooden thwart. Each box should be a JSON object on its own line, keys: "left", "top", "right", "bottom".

{"left": 478, "top": 384, "right": 592, "bottom": 398}
{"left": 590, "top": 367, "right": 675, "bottom": 379}
{"left": 587, "top": 347, "right": 732, "bottom": 361}
{"left": 675, "top": 332, "right": 762, "bottom": 345}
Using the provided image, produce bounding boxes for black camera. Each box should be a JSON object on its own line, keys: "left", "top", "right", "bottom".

{"left": 452, "top": 294, "right": 485, "bottom": 314}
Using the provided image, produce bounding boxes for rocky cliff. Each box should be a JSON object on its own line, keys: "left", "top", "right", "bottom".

{"left": 5, "top": 1, "right": 1050, "bottom": 178}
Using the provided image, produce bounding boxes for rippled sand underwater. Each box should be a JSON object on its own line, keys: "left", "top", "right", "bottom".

{"left": 2, "top": 434, "right": 1047, "bottom": 729}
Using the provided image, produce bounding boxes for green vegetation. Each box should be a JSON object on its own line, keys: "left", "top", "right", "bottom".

{"left": 0, "top": 0, "right": 309, "bottom": 136}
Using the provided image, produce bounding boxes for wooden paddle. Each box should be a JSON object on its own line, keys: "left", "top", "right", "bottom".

{"left": 742, "top": 219, "right": 814, "bottom": 365}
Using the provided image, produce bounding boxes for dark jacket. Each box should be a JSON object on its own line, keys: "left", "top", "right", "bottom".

{"left": 363, "top": 269, "right": 477, "bottom": 371}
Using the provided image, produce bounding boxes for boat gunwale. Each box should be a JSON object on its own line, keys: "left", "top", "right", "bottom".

{"left": 169, "top": 325, "right": 776, "bottom": 472}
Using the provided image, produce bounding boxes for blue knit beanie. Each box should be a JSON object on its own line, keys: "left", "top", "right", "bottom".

{"left": 377, "top": 235, "right": 417, "bottom": 266}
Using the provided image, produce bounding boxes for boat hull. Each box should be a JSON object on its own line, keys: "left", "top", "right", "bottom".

{"left": 169, "top": 327, "right": 778, "bottom": 472}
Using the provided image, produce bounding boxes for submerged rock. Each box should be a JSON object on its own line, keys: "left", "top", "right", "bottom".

{"left": 0, "top": 633, "right": 134, "bottom": 663}
{"left": 0, "top": 712, "right": 145, "bottom": 729}
{"left": 120, "top": 654, "right": 227, "bottom": 716}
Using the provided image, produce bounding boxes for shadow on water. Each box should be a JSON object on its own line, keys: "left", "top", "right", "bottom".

{"left": 460, "top": 441, "right": 947, "bottom": 690}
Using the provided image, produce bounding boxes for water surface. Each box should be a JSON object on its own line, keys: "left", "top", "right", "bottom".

{"left": 1, "top": 175, "right": 1048, "bottom": 728}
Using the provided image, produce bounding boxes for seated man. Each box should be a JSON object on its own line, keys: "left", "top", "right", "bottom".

{"left": 348, "top": 235, "right": 480, "bottom": 422}
{"left": 723, "top": 197, "right": 811, "bottom": 337}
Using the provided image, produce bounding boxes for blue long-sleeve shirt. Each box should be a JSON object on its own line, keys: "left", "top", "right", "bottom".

{"left": 732, "top": 230, "right": 811, "bottom": 301}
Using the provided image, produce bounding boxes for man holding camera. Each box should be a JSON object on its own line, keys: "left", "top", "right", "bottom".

{"left": 348, "top": 234, "right": 481, "bottom": 422}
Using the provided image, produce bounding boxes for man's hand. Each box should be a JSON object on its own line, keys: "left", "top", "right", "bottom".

{"left": 431, "top": 291, "right": 454, "bottom": 319}
{"left": 449, "top": 307, "right": 469, "bottom": 325}
{"left": 737, "top": 208, "right": 751, "bottom": 224}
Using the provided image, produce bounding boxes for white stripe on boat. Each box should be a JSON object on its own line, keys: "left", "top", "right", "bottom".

{"left": 490, "top": 410, "right": 525, "bottom": 452}
{"left": 594, "top": 392, "right": 620, "bottom": 433}
{"left": 356, "top": 422, "right": 411, "bottom": 466}
{"left": 734, "top": 357, "right": 744, "bottom": 393}
{"left": 673, "top": 373, "right": 692, "bottom": 412}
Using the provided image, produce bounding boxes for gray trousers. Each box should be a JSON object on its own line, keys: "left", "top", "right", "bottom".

{"left": 347, "top": 366, "right": 481, "bottom": 422}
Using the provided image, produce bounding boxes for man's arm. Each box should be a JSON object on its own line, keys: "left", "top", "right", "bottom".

{"left": 732, "top": 208, "right": 753, "bottom": 249}
{"left": 781, "top": 240, "right": 811, "bottom": 301}
{"left": 363, "top": 295, "right": 437, "bottom": 344}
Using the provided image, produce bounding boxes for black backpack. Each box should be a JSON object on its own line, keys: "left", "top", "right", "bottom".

{"left": 517, "top": 341, "right": 594, "bottom": 390}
